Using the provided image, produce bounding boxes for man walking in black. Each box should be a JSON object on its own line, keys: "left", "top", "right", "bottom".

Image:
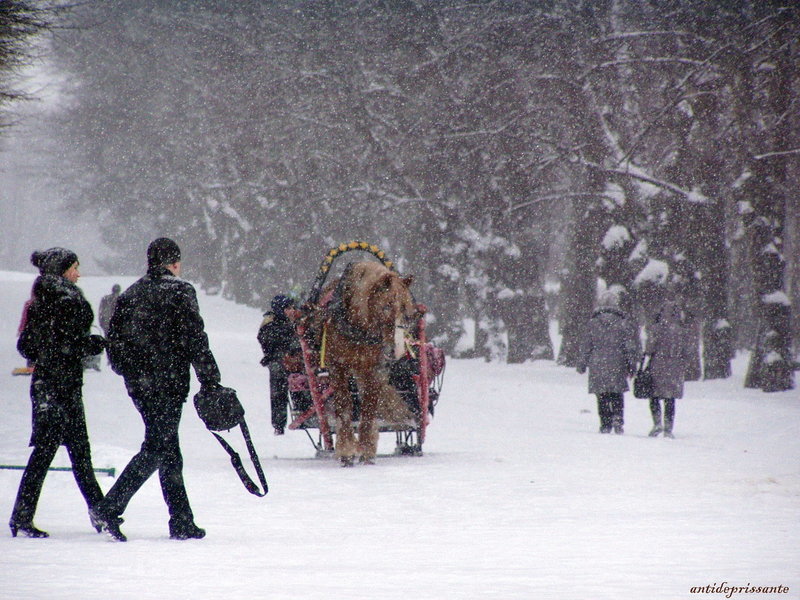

{"left": 91, "top": 238, "right": 222, "bottom": 541}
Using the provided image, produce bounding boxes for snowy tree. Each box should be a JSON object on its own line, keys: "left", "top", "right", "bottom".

{"left": 23, "top": 0, "right": 797, "bottom": 388}
{"left": 0, "top": 0, "right": 55, "bottom": 125}
{"left": 725, "top": 4, "right": 797, "bottom": 392}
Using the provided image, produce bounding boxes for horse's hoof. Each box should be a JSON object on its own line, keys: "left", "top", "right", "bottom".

{"left": 340, "top": 456, "right": 355, "bottom": 467}
{"left": 359, "top": 457, "right": 376, "bottom": 465}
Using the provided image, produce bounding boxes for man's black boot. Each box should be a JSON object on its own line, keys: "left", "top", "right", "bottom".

{"left": 89, "top": 507, "right": 127, "bottom": 542}
{"left": 169, "top": 520, "right": 206, "bottom": 540}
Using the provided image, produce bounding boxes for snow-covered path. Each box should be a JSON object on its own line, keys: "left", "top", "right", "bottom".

{"left": 1, "top": 272, "right": 797, "bottom": 600}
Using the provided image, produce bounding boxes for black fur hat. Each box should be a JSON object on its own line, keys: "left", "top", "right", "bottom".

{"left": 147, "top": 237, "right": 181, "bottom": 268}
{"left": 31, "top": 247, "right": 79, "bottom": 276}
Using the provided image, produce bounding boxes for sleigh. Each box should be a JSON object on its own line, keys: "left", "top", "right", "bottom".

{"left": 285, "top": 241, "right": 445, "bottom": 458}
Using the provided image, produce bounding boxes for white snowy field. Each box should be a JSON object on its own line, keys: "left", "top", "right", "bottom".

{"left": 0, "top": 270, "right": 798, "bottom": 600}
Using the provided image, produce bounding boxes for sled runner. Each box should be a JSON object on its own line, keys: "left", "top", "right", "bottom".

{"left": 286, "top": 241, "right": 445, "bottom": 460}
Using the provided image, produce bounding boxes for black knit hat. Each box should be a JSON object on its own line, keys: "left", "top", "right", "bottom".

{"left": 271, "top": 294, "right": 295, "bottom": 313}
{"left": 147, "top": 237, "right": 181, "bottom": 268}
{"left": 31, "top": 247, "right": 79, "bottom": 276}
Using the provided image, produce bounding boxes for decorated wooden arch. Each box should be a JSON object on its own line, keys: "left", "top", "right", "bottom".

{"left": 307, "top": 240, "right": 396, "bottom": 305}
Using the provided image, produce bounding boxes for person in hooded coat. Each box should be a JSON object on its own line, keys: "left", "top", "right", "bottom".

{"left": 577, "top": 291, "right": 640, "bottom": 434}
{"left": 644, "top": 300, "right": 690, "bottom": 438}
{"left": 11, "top": 248, "right": 106, "bottom": 538}
{"left": 257, "top": 294, "right": 301, "bottom": 435}
{"left": 98, "top": 283, "right": 121, "bottom": 336}
{"left": 90, "top": 238, "right": 222, "bottom": 542}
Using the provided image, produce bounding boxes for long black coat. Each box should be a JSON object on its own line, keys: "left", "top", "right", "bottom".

{"left": 107, "top": 267, "right": 220, "bottom": 398}
{"left": 17, "top": 274, "right": 104, "bottom": 446}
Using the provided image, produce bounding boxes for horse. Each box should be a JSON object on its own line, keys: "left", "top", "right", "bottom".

{"left": 319, "top": 261, "right": 417, "bottom": 466}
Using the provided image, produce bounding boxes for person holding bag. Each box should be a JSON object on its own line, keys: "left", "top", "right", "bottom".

{"left": 11, "top": 248, "right": 106, "bottom": 538}
{"left": 645, "top": 300, "right": 691, "bottom": 438}
{"left": 91, "top": 238, "right": 224, "bottom": 541}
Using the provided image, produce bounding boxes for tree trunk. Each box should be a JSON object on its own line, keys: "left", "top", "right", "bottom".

{"left": 742, "top": 14, "right": 795, "bottom": 392}
{"left": 504, "top": 292, "right": 553, "bottom": 363}
{"left": 700, "top": 203, "right": 733, "bottom": 380}
{"left": 743, "top": 198, "right": 794, "bottom": 392}
{"left": 558, "top": 197, "right": 600, "bottom": 366}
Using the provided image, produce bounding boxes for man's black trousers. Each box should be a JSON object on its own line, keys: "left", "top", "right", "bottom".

{"left": 101, "top": 393, "right": 194, "bottom": 527}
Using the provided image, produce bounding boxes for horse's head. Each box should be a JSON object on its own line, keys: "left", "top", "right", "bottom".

{"left": 347, "top": 261, "right": 417, "bottom": 345}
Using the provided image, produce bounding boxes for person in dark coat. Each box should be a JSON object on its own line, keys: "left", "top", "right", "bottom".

{"left": 10, "top": 248, "right": 106, "bottom": 538}
{"left": 98, "top": 283, "right": 121, "bottom": 335}
{"left": 576, "top": 291, "right": 640, "bottom": 434}
{"left": 90, "top": 238, "right": 222, "bottom": 542}
{"left": 258, "top": 294, "right": 300, "bottom": 435}
{"left": 645, "top": 300, "right": 690, "bottom": 438}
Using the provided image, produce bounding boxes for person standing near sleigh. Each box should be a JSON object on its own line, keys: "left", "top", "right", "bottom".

{"left": 258, "top": 294, "right": 301, "bottom": 435}
{"left": 577, "top": 290, "right": 640, "bottom": 434}
{"left": 91, "top": 238, "right": 223, "bottom": 542}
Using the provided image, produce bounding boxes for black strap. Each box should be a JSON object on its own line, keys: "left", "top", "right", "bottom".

{"left": 210, "top": 419, "right": 268, "bottom": 497}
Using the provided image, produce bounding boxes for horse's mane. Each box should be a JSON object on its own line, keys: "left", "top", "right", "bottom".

{"left": 344, "top": 262, "right": 405, "bottom": 330}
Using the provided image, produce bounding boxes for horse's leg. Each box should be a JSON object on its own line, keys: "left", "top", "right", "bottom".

{"left": 355, "top": 370, "right": 381, "bottom": 463}
{"left": 331, "top": 365, "right": 357, "bottom": 466}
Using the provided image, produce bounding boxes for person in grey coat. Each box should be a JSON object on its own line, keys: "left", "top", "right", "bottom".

{"left": 644, "top": 300, "right": 690, "bottom": 438}
{"left": 577, "top": 291, "right": 640, "bottom": 434}
{"left": 98, "top": 283, "right": 121, "bottom": 336}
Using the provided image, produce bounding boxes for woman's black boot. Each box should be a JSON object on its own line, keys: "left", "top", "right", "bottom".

{"left": 9, "top": 521, "right": 49, "bottom": 538}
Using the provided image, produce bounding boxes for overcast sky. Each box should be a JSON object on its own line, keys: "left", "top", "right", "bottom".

{"left": 1, "top": 54, "right": 109, "bottom": 275}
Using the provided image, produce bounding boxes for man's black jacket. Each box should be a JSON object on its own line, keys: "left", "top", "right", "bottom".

{"left": 108, "top": 267, "right": 220, "bottom": 398}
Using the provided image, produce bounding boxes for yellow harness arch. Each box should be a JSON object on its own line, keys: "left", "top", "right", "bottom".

{"left": 319, "top": 240, "right": 394, "bottom": 275}
{"left": 306, "top": 240, "right": 396, "bottom": 306}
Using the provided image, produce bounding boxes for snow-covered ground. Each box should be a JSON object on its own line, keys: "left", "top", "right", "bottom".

{"left": 1, "top": 271, "right": 797, "bottom": 600}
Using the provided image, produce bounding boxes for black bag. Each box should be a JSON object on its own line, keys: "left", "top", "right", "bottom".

{"left": 193, "top": 386, "right": 268, "bottom": 497}
{"left": 633, "top": 360, "right": 654, "bottom": 399}
{"left": 194, "top": 385, "right": 244, "bottom": 431}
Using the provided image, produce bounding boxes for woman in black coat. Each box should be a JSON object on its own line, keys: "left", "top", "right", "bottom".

{"left": 10, "top": 248, "right": 106, "bottom": 538}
